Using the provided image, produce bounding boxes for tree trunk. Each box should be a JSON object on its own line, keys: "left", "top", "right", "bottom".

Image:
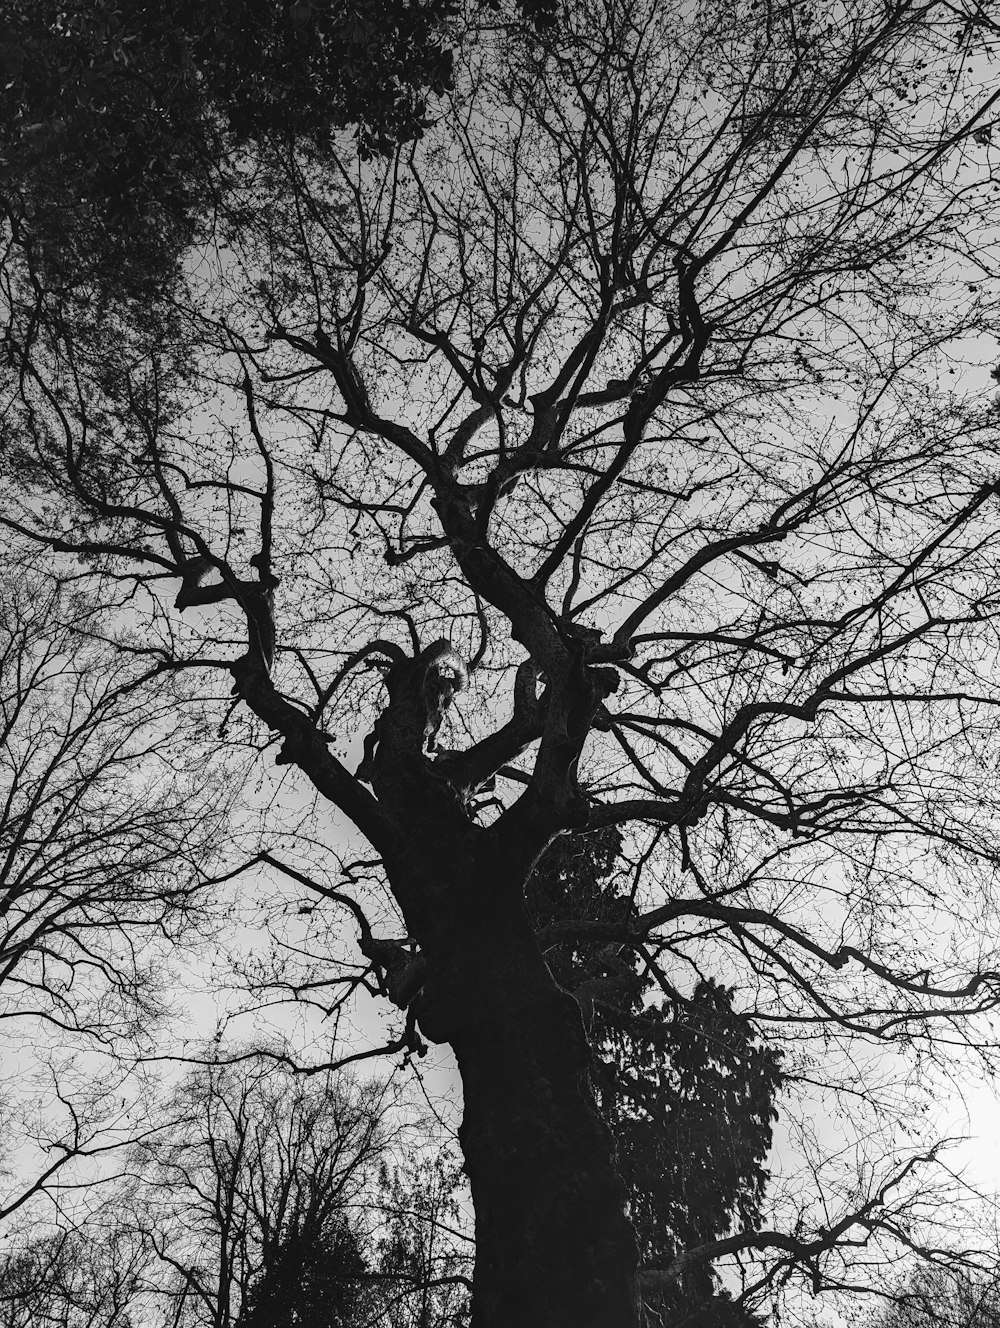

{"left": 404, "top": 847, "right": 643, "bottom": 1328}
{"left": 455, "top": 982, "right": 642, "bottom": 1327}
{"left": 370, "top": 658, "right": 642, "bottom": 1327}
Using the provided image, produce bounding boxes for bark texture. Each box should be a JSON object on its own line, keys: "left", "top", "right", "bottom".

{"left": 450, "top": 911, "right": 642, "bottom": 1328}
{"left": 385, "top": 833, "right": 642, "bottom": 1328}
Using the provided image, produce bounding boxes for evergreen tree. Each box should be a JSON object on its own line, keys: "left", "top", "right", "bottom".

{"left": 237, "top": 1221, "right": 370, "bottom": 1328}
{"left": 529, "top": 830, "right": 782, "bottom": 1325}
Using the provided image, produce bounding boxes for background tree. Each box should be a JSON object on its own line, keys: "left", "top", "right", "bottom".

{"left": 236, "top": 1221, "right": 369, "bottom": 1328}
{"left": 118, "top": 1056, "right": 470, "bottom": 1328}
{"left": 0, "top": 1059, "right": 472, "bottom": 1328}
{"left": 0, "top": 0, "right": 455, "bottom": 303}
{"left": 870, "top": 1262, "right": 1000, "bottom": 1328}
{"left": 375, "top": 1152, "right": 473, "bottom": 1328}
{"left": 128, "top": 1058, "right": 387, "bottom": 1327}
{"left": 4, "top": 0, "right": 1000, "bottom": 1324}
{"left": 0, "top": 1223, "right": 148, "bottom": 1328}
{"left": 0, "top": 561, "right": 231, "bottom": 1225}
{"left": 527, "top": 829, "right": 781, "bottom": 1325}
{"left": 0, "top": 0, "right": 558, "bottom": 309}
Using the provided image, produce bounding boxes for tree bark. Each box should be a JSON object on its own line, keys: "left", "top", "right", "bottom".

{"left": 454, "top": 970, "right": 642, "bottom": 1327}
{"left": 392, "top": 840, "right": 643, "bottom": 1328}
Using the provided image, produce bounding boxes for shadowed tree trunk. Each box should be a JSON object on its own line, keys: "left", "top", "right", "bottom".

{"left": 350, "top": 644, "right": 644, "bottom": 1325}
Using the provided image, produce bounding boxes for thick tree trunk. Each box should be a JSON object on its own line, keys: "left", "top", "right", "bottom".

{"left": 402, "top": 847, "right": 643, "bottom": 1328}
{"left": 368, "top": 651, "right": 641, "bottom": 1325}
{"left": 453, "top": 970, "right": 642, "bottom": 1328}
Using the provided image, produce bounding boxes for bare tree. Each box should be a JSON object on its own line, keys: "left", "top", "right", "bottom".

{"left": 122, "top": 1056, "right": 465, "bottom": 1328}
{"left": 868, "top": 1261, "right": 1000, "bottom": 1328}
{"left": 5, "top": 0, "right": 1000, "bottom": 1323}
{"left": 375, "top": 1151, "right": 474, "bottom": 1328}
{"left": 0, "top": 1060, "right": 471, "bottom": 1328}
{"left": 0, "top": 561, "right": 233, "bottom": 1223}
{"left": 0, "top": 1221, "right": 148, "bottom": 1328}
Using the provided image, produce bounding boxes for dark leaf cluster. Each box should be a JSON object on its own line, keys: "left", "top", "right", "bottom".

{"left": 529, "top": 832, "right": 783, "bottom": 1325}
{"left": 0, "top": 0, "right": 458, "bottom": 303}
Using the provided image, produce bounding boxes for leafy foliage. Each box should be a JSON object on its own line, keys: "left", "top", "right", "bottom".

{"left": 237, "top": 1221, "right": 370, "bottom": 1328}
{"left": 0, "top": 0, "right": 563, "bottom": 305}
{"left": 0, "top": 0, "right": 458, "bottom": 304}
{"left": 529, "top": 831, "right": 783, "bottom": 1322}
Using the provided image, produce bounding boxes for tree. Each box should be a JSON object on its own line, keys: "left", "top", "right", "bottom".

{"left": 4, "top": 0, "right": 1000, "bottom": 1323}
{"left": 236, "top": 1222, "right": 370, "bottom": 1328}
{"left": 375, "top": 1151, "right": 473, "bottom": 1328}
{"left": 527, "top": 829, "right": 781, "bottom": 1325}
{"left": 0, "top": 1225, "right": 147, "bottom": 1328}
{"left": 0, "top": 0, "right": 456, "bottom": 302}
{"left": 0, "top": 562, "right": 230, "bottom": 1225}
{"left": 0, "top": 1059, "right": 472, "bottom": 1328}
{"left": 127, "top": 1057, "right": 401, "bottom": 1327}
{"left": 0, "top": 0, "right": 558, "bottom": 309}
{"left": 871, "top": 1262, "right": 1000, "bottom": 1328}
